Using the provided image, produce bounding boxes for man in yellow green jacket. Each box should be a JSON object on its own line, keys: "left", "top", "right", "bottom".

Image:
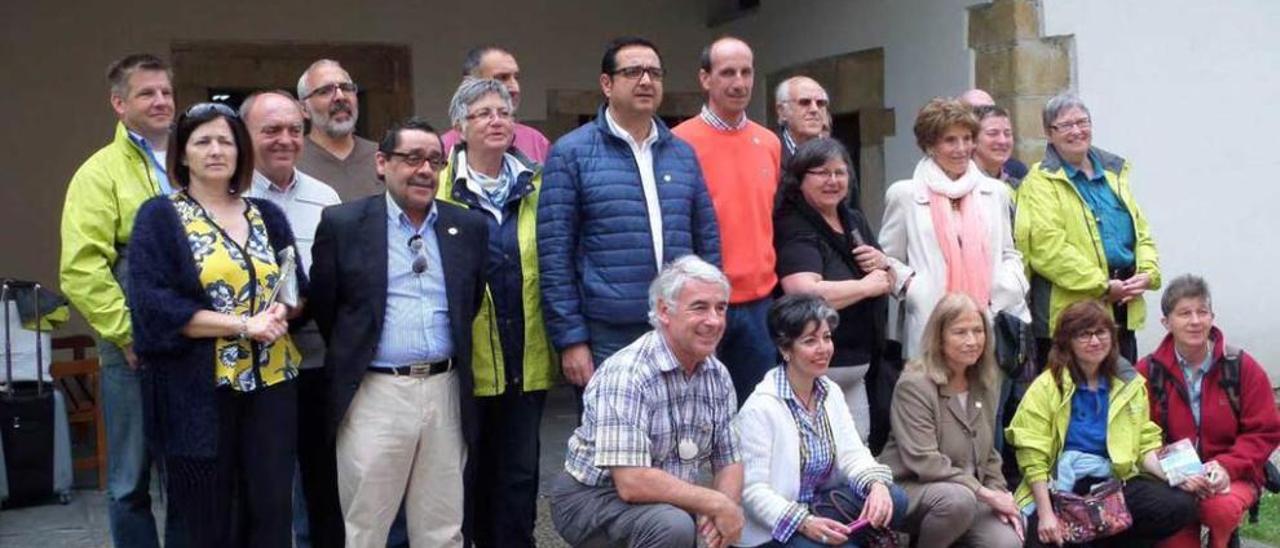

{"left": 58, "top": 54, "right": 181, "bottom": 547}
{"left": 1014, "top": 93, "right": 1160, "bottom": 363}
{"left": 436, "top": 77, "right": 557, "bottom": 548}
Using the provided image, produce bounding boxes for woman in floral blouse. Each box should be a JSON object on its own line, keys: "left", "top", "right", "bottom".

{"left": 128, "top": 102, "right": 304, "bottom": 547}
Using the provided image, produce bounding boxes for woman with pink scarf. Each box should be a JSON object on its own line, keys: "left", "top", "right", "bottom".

{"left": 880, "top": 97, "right": 1029, "bottom": 360}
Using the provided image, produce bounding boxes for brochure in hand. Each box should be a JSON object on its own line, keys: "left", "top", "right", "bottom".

{"left": 1157, "top": 438, "right": 1203, "bottom": 486}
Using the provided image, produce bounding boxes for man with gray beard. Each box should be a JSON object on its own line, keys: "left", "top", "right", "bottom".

{"left": 297, "top": 59, "right": 381, "bottom": 200}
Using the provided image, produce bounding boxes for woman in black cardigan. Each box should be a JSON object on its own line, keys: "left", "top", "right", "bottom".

{"left": 128, "top": 103, "right": 304, "bottom": 547}
{"left": 774, "top": 138, "right": 897, "bottom": 451}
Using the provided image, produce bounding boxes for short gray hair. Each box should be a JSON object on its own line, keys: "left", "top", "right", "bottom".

{"left": 775, "top": 78, "right": 792, "bottom": 105}
{"left": 647, "top": 256, "right": 730, "bottom": 327}
{"left": 1161, "top": 274, "right": 1213, "bottom": 316}
{"left": 296, "top": 59, "right": 346, "bottom": 100}
{"left": 448, "top": 77, "right": 513, "bottom": 129}
{"left": 1042, "top": 92, "right": 1091, "bottom": 133}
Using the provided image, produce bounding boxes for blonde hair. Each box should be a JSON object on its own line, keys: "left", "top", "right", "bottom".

{"left": 908, "top": 293, "right": 997, "bottom": 398}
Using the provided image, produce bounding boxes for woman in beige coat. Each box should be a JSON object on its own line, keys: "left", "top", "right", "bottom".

{"left": 880, "top": 98, "right": 1028, "bottom": 360}
{"left": 879, "top": 294, "right": 1023, "bottom": 547}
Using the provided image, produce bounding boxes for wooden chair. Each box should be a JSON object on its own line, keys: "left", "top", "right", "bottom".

{"left": 49, "top": 334, "right": 105, "bottom": 490}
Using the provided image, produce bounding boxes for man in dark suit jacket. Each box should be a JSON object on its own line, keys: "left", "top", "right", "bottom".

{"left": 309, "top": 117, "right": 487, "bottom": 548}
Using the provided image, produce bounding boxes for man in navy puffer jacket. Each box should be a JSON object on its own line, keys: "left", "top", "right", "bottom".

{"left": 537, "top": 36, "right": 721, "bottom": 393}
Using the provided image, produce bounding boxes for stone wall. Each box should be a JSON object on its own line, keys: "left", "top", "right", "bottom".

{"left": 968, "top": 0, "right": 1072, "bottom": 165}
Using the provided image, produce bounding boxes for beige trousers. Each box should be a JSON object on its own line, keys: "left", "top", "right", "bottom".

{"left": 336, "top": 370, "right": 466, "bottom": 548}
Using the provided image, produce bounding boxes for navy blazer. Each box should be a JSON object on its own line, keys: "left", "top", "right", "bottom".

{"left": 309, "top": 194, "right": 488, "bottom": 445}
{"left": 128, "top": 196, "right": 305, "bottom": 458}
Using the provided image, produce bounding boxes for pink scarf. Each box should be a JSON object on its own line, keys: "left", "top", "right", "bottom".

{"left": 916, "top": 157, "right": 992, "bottom": 306}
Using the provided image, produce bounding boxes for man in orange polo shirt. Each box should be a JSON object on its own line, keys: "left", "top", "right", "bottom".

{"left": 673, "top": 36, "right": 781, "bottom": 404}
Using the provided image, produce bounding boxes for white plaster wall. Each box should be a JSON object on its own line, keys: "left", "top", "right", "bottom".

{"left": 717, "top": 0, "right": 982, "bottom": 185}
{"left": 1042, "top": 0, "right": 1280, "bottom": 381}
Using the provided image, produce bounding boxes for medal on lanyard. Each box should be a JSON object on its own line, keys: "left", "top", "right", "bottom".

{"left": 678, "top": 438, "right": 699, "bottom": 460}
{"left": 668, "top": 373, "right": 703, "bottom": 461}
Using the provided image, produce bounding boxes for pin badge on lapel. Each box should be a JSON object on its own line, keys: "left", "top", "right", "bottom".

{"left": 448, "top": 227, "right": 458, "bottom": 235}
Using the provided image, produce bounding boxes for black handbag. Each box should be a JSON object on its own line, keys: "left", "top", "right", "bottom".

{"left": 993, "top": 311, "right": 1035, "bottom": 377}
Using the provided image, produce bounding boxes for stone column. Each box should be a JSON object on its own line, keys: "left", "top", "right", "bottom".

{"left": 968, "top": 0, "right": 1073, "bottom": 165}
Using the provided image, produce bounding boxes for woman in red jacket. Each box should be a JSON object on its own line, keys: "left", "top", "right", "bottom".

{"left": 1137, "top": 274, "right": 1280, "bottom": 548}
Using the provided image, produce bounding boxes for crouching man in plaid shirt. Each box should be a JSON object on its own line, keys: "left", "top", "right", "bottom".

{"left": 549, "top": 256, "right": 745, "bottom": 548}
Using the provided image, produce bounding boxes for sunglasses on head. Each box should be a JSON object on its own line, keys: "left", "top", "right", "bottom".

{"left": 184, "top": 102, "right": 238, "bottom": 118}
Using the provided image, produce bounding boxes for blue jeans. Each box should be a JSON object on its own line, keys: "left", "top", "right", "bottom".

{"left": 99, "top": 340, "right": 183, "bottom": 548}
{"left": 717, "top": 297, "right": 778, "bottom": 407}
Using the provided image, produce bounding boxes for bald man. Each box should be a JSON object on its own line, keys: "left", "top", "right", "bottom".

{"left": 673, "top": 37, "right": 781, "bottom": 404}
{"left": 774, "top": 76, "right": 830, "bottom": 168}
{"left": 960, "top": 88, "right": 1027, "bottom": 180}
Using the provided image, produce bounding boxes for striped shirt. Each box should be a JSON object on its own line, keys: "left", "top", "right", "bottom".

{"left": 372, "top": 195, "right": 453, "bottom": 367}
{"left": 564, "top": 330, "right": 740, "bottom": 486}
{"left": 699, "top": 104, "right": 749, "bottom": 132}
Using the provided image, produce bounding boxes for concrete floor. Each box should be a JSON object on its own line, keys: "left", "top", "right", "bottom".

{"left": 0, "top": 385, "right": 580, "bottom": 548}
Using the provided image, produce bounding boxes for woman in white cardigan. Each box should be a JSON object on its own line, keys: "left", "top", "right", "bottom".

{"left": 735, "top": 294, "right": 908, "bottom": 547}
{"left": 880, "top": 97, "right": 1029, "bottom": 360}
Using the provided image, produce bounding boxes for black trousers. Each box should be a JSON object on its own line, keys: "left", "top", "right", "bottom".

{"left": 295, "top": 368, "right": 344, "bottom": 548}
{"left": 472, "top": 389, "right": 547, "bottom": 548}
{"left": 165, "top": 381, "right": 298, "bottom": 548}
{"left": 1024, "top": 476, "right": 1197, "bottom": 548}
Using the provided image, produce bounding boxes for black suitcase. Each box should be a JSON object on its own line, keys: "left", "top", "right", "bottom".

{"left": 0, "top": 280, "right": 63, "bottom": 507}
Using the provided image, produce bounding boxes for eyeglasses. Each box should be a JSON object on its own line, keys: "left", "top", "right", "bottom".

{"left": 465, "top": 108, "right": 513, "bottom": 122}
{"left": 1050, "top": 117, "right": 1092, "bottom": 133}
{"left": 184, "top": 102, "right": 237, "bottom": 118}
{"left": 386, "top": 151, "right": 447, "bottom": 170}
{"left": 408, "top": 235, "right": 428, "bottom": 274}
{"left": 805, "top": 168, "right": 850, "bottom": 181}
{"left": 303, "top": 82, "right": 358, "bottom": 100}
{"left": 1073, "top": 328, "right": 1112, "bottom": 343}
{"left": 791, "top": 97, "right": 830, "bottom": 109}
{"left": 612, "top": 66, "right": 666, "bottom": 81}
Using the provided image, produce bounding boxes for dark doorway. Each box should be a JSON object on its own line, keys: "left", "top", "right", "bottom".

{"left": 831, "top": 111, "right": 862, "bottom": 211}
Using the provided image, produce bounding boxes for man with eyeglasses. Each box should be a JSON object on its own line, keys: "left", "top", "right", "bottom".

{"left": 538, "top": 36, "right": 721, "bottom": 398}
{"left": 59, "top": 53, "right": 184, "bottom": 548}
{"left": 296, "top": 59, "right": 380, "bottom": 201}
{"left": 674, "top": 36, "right": 782, "bottom": 406}
{"left": 240, "top": 90, "right": 344, "bottom": 548}
{"left": 548, "top": 256, "right": 744, "bottom": 548}
{"left": 774, "top": 76, "right": 830, "bottom": 168}
{"left": 441, "top": 46, "right": 551, "bottom": 162}
{"left": 310, "top": 117, "right": 488, "bottom": 547}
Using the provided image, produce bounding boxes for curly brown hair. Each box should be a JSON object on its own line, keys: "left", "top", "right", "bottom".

{"left": 913, "top": 97, "right": 980, "bottom": 152}
{"left": 1047, "top": 300, "right": 1120, "bottom": 392}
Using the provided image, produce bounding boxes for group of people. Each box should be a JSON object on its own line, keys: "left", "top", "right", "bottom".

{"left": 55, "top": 31, "right": 1278, "bottom": 548}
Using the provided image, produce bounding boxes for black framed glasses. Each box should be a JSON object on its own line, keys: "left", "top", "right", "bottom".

{"left": 408, "top": 235, "right": 428, "bottom": 274}
{"left": 303, "top": 82, "right": 358, "bottom": 100}
{"left": 612, "top": 66, "right": 665, "bottom": 81}
{"left": 184, "top": 102, "right": 237, "bottom": 118}
{"left": 1073, "top": 328, "right": 1112, "bottom": 343}
{"left": 386, "top": 151, "right": 447, "bottom": 171}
